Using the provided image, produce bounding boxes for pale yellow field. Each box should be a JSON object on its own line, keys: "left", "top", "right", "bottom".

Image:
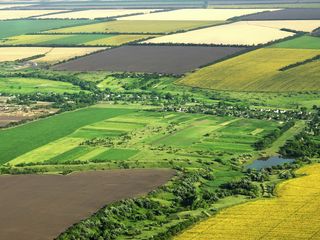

{"left": 175, "top": 164, "right": 320, "bottom": 240}
{"left": 85, "top": 34, "right": 156, "bottom": 46}
{"left": 33, "top": 47, "right": 106, "bottom": 63}
{"left": 144, "top": 21, "right": 294, "bottom": 45}
{"left": 119, "top": 8, "right": 279, "bottom": 21}
{"left": 0, "top": 47, "right": 105, "bottom": 63}
{"left": 0, "top": 47, "right": 51, "bottom": 62}
{"left": 0, "top": 10, "right": 65, "bottom": 20}
{"left": 246, "top": 20, "right": 320, "bottom": 32}
{"left": 36, "top": 9, "right": 159, "bottom": 19}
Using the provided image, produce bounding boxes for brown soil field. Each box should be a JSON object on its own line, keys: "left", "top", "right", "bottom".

{"left": 53, "top": 45, "right": 246, "bottom": 74}
{"left": 0, "top": 169, "right": 175, "bottom": 240}
{"left": 237, "top": 8, "right": 320, "bottom": 20}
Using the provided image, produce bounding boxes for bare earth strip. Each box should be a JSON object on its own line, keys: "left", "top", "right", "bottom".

{"left": 0, "top": 169, "right": 175, "bottom": 240}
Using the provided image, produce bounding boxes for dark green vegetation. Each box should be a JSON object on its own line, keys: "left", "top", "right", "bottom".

{"left": 0, "top": 19, "right": 94, "bottom": 38}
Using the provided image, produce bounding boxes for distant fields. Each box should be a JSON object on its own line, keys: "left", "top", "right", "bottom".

{"left": 0, "top": 77, "right": 81, "bottom": 94}
{"left": 118, "top": 9, "right": 277, "bottom": 21}
{"left": 53, "top": 45, "right": 246, "bottom": 74}
{"left": 244, "top": 20, "right": 320, "bottom": 32}
{"left": 174, "top": 164, "right": 320, "bottom": 240}
{"left": 0, "top": 107, "right": 134, "bottom": 164}
{"left": 144, "top": 21, "right": 294, "bottom": 46}
{"left": 179, "top": 48, "right": 320, "bottom": 92}
{"left": 47, "top": 20, "right": 222, "bottom": 34}
{"left": 6, "top": 108, "right": 280, "bottom": 166}
{"left": 0, "top": 19, "right": 94, "bottom": 38}
{"left": 0, "top": 10, "right": 66, "bottom": 20}
{"left": 0, "top": 34, "right": 153, "bottom": 46}
{"left": 271, "top": 36, "right": 320, "bottom": 49}
{"left": 0, "top": 47, "right": 105, "bottom": 63}
{"left": 36, "top": 9, "right": 158, "bottom": 19}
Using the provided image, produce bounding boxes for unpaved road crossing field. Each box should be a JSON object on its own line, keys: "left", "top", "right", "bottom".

{"left": 53, "top": 45, "right": 246, "bottom": 74}
{"left": 0, "top": 169, "right": 175, "bottom": 240}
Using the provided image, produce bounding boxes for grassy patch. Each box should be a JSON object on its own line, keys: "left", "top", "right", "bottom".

{"left": 270, "top": 36, "right": 320, "bottom": 49}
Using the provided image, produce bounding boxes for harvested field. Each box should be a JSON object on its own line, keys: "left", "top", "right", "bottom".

{"left": 118, "top": 8, "right": 279, "bottom": 21}
{"left": 179, "top": 48, "right": 320, "bottom": 92}
{"left": 36, "top": 9, "right": 159, "bottom": 19}
{"left": 0, "top": 4, "right": 31, "bottom": 9}
{"left": 244, "top": 20, "right": 320, "bottom": 32}
{"left": 0, "top": 19, "right": 94, "bottom": 39}
{"left": 47, "top": 20, "right": 221, "bottom": 34}
{"left": 0, "top": 34, "right": 155, "bottom": 46}
{"left": 0, "top": 47, "right": 105, "bottom": 63}
{"left": 53, "top": 45, "right": 247, "bottom": 74}
{"left": 237, "top": 8, "right": 320, "bottom": 20}
{"left": 0, "top": 10, "right": 65, "bottom": 20}
{"left": 143, "top": 21, "right": 294, "bottom": 46}
{"left": 0, "top": 169, "right": 175, "bottom": 240}
{"left": 174, "top": 164, "right": 320, "bottom": 240}
{"left": 271, "top": 36, "right": 320, "bottom": 49}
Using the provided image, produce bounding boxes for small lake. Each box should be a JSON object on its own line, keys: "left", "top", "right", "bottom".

{"left": 246, "top": 156, "right": 295, "bottom": 170}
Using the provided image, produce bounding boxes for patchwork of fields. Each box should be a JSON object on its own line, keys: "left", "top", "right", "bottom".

{"left": 4, "top": 105, "right": 280, "bottom": 167}
{"left": 0, "top": 9, "right": 66, "bottom": 19}
{"left": 179, "top": 48, "right": 320, "bottom": 92}
{"left": 143, "top": 21, "right": 295, "bottom": 45}
{"left": 175, "top": 164, "right": 320, "bottom": 240}
{"left": 53, "top": 45, "right": 247, "bottom": 74}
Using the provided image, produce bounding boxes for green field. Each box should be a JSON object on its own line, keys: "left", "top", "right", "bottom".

{"left": 271, "top": 36, "right": 320, "bottom": 49}
{"left": 0, "top": 19, "right": 94, "bottom": 39}
{"left": 180, "top": 48, "right": 320, "bottom": 92}
{"left": 0, "top": 77, "right": 82, "bottom": 94}
{"left": 0, "top": 106, "right": 134, "bottom": 164}
{"left": 6, "top": 107, "right": 280, "bottom": 167}
{"left": 47, "top": 20, "right": 223, "bottom": 34}
{"left": 0, "top": 33, "right": 155, "bottom": 46}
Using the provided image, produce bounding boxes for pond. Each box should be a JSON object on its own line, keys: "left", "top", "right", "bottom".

{"left": 246, "top": 156, "right": 295, "bottom": 170}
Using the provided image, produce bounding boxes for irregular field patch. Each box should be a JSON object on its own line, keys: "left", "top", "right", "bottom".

{"left": 270, "top": 35, "right": 320, "bottom": 49}
{"left": 0, "top": 47, "right": 105, "bottom": 63}
{"left": 174, "top": 164, "right": 320, "bottom": 240}
{"left": 36, "top": 9, "right": 159, "bottom": 19}
{"left": 0, "top": 169, "right": 175, "bottom": 240}
{"left": 0, "top": 10, "right": 66, "bottom": 20}
{"left": 53, "top": 45, "right": 247, "bottom": 74}
{"left": 47, "top": 20, "right": 222, "bottom": 34}
{"left": 179, "top": 48, "right": 320, "bottom": 92}
{"left": 237, "top": 8, "right": 320, "bottom": 20}
{"left": 118, "top": 9, "right": 278, "bottom": 21}
{"left": 0, "top": 77, "right": 81, "bottom": 94}
{"left": 143, "top": 21, "right": 294, "bottom": 46}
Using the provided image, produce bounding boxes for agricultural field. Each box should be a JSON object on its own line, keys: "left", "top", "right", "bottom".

{"left": 0, "top": 169, "right": 174, "bottom": 240}
{"left": 0, "top": 77, "right": 82, "bottom": 94}
{"left": 47, "top": 20, "right": 222, "bottom": 34}
{"left": 174, "top": 164, "right": 320, "bottom": 240}
{"left": 0, "top": 10, "right": 66, "bottom": 20}
{"left": 0, "top": 34, "right": 154, "bottom": 46}
{"left": 36, "top": 9, "right": 159, "bottom": 19}
{"left": 180, "top": 48, "right": 320, "bottom": 91}
{"left": 118, "top": 8, "right": 279, "bottom": 21}
{"left": 143, "top": 21, "right": 294, "bottom": 45}
{"left": 0, "top": 47, "right": 105, "bottom": 63}
{"left": 0, "top": 19, "right": 94, "bottom": 38}
{"left": 6, "top": 106, "right": 280, "bottom": 166}
{"left": 243, "top": 20, "right": 320, "bottom": 32}
{"left": 0, "top": 4, "right": 31, "bottom": 9}
{"left": 53, "top": 45, "right": 247, "bottom": 74}
{"left": 237, "top": 8, "right": 320, "bottom": 20}
{"left": 270, "top": 35, "right": 320, "bottom": 49}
